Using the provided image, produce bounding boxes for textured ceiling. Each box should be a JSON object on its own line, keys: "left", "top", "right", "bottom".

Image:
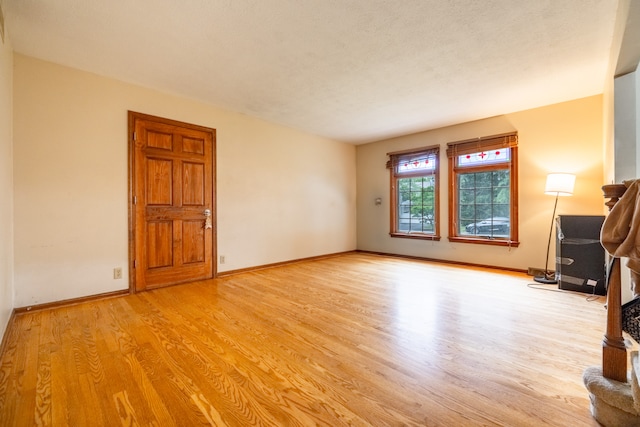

{"left": 4, "top": 0, "right": 621, "bottom": 144}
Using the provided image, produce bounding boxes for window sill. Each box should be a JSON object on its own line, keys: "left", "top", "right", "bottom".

{"left": 448, "top": 236, "right": 520, "bottom": 247}
{"left": 390, "top": 233, "right": 441, "bottom": 241}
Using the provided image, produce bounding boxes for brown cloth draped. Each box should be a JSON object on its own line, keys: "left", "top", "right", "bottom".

{"left": 601, "top": 179, "right": 640, "bottom": 296}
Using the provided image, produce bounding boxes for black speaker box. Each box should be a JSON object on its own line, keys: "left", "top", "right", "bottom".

{"left": 555, "top": 215, "right": 606, "bottom": 296}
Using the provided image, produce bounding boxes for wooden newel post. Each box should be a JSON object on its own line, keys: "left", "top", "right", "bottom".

{"left": 601, "top": 184, "right": 628, "bottom": 382}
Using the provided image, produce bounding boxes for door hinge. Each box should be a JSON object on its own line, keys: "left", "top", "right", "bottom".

{"left": 133, "top": 131, "right": 137, "bottom": 141}
{"left": 133, "top": 260, "right": 137, "bottom": 268}
{"left": 133, "top": 196, "right": 137, "bottom": 204}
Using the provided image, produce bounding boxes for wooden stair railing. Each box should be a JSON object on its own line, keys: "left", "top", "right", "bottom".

{"left": 602, "top": 183, "right": 629, "bottom": 382}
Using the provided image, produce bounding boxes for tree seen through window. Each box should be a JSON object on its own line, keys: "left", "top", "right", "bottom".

{"left": 446, "top": 132, "right": 519, "bottom": 246}
{"left": 398, "top": 175, "right": 435, "bottom": 233}
{"left": 458, "top": 170, "right": 510, "bottom": 236}
{"left": 388, "top": 145, "right": 440, "bottom": 239}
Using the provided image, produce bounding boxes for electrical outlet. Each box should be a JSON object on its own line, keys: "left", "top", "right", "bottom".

{"left": 219, "top": 255, "right": 225, "bottom": 264}
{"left": 113, "top": 267, "right": 123, "bottom": 279}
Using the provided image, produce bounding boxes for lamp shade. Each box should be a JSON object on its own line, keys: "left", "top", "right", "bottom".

{"left": 544, "top": 173, "right": 575, "bottom": 196}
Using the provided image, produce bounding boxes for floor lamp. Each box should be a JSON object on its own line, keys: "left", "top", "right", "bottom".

{"left": 534, "top": 173, "right": 576, "bottom": 284}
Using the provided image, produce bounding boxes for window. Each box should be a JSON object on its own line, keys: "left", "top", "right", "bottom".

{"left": 387, "top": 145, "right": 440, "bottom": 240}
{"left": 446, "top": 133, "right": 519, "bottom": 246}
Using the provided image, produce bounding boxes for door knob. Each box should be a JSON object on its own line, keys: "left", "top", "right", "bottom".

{"left": 203, "top": 209, "right": 212, "bottom": 229}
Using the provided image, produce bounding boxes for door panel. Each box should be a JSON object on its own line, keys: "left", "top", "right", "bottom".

{"left": 147, "top": 221, "right": 173, "bottom": 268}
{"left": 182, "top": 162, "right": 204, "bottom": 205}
{"left": 129, "top": 111, "right": 216, "bottom": 292}
{"left": 147, "top": 130, "right": 173, "bottom": 150}
{"left": 182, "top": 221, "right": 205, "bottom": 264}
{"left": 183, "top": 137, "right": 204, "bottom": 154}
{"left": 147, "top": 158, "right": 173, "bottom": 205}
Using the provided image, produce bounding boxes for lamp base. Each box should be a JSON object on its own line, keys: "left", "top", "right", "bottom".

{"left": 533, "top": 274, "right": 557, "bottom": 284}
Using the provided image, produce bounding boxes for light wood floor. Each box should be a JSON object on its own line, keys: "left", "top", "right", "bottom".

{"left": 0, "top": 253, "right": 609, "bottom": 426}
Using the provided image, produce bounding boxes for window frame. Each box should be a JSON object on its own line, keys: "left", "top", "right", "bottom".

{"left": 446, "top": 133, "right": 519, "bottom": 247}
{"left": 387, "top": 145, "right": 440, "bottom": 241}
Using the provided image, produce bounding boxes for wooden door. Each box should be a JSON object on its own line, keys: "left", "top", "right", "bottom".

{"left": 129, "top": 111, "right": 216, "bottom": 292}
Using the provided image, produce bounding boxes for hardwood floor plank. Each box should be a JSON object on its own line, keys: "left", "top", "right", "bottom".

{"left": 34, "top": 312, "right": 52, "bottom": 426}
{"left": 187, "top": 282, "right": 376, "bottom": 425}
{"left": 0, "top": 253, "right": 606, "bottom": 426}
{"left": 130, "top": 296, "right": 282, "bottom": 426}
{"left": 121, "top": 351, "right": 177, "bottom": 425}
{"left": 9, "top": 312, "right": 41, "bottom": 427}
{"left": 0, "top": 313, "right": 20, "bottom": 426}
{"left": 92, "top": 303, "right": 161, "bottom": 426}
{"left": 136, "top": 289, "right": 330, "bottom": 426}
{"left": 49, "top": 311, "right": 73, "bottom": 426}
{"left": 113, "top": 390, "right": 140, "bottom": 427}
{"left": 191, "top": 393, "right": 227, "bottom": 426}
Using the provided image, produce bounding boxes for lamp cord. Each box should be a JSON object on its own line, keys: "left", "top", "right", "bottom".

{"left": 543, "top": 193, "right": 560, "bottom": 279}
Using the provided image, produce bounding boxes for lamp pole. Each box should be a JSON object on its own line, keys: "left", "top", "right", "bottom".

{"left": 534, "top": 192, "right": 559, "bottom": 284}
{"left": 533, "top": 173, "right": 575, "bottom": 284}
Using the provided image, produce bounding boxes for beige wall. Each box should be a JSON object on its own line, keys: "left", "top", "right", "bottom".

{"left": 13, "top": 54, "right": 356, "bottom": 307}
{"left": 0, "top": 32, "right": 13, "bottom": 337}
{"left": 603, "top": 71, "right": 616, "bottom": 185}
{"left": 356, "top": 96, "right": 605, "bottom": 271}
